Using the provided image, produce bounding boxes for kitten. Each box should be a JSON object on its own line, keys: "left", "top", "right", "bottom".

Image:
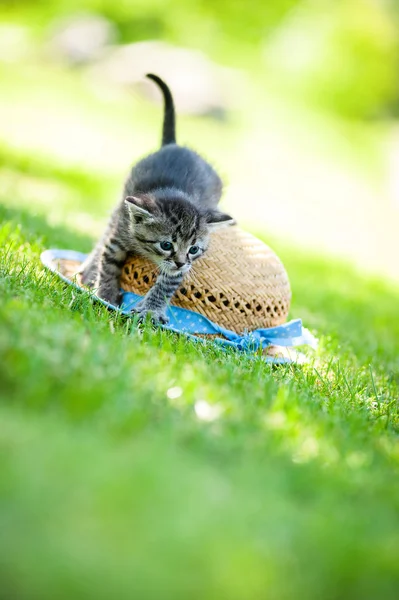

{"left": 80, "top": 73, "right": 234, "bottom": 324}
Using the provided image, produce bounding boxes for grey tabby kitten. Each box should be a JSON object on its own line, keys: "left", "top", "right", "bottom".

{"left": 80, "top": 73, "right": 234, "bottom": 324}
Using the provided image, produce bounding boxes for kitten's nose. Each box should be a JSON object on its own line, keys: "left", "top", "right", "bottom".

{"left": 174, "top": 261, "right": 185, "bottom": 269}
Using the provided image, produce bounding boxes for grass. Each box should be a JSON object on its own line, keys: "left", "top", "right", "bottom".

{"left": 1, "top": 55, "right": 399, "bottom": 599}
{"left": 2, "top": 161, "right": 399, "bottom": 600}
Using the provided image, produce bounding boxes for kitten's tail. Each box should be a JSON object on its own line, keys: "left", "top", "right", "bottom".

{"left": 146, "top": 73, "right": 176, "bottom": 146}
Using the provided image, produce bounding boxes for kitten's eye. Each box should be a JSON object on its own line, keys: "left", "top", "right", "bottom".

{"left": 189, "top": 245, "right": 200, "bottom": 255}
{"left": 160, "top": 241, "right": 173, "bottom": 251}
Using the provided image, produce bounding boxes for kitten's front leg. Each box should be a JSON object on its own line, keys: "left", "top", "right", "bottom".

{"left": 132, "top": 271, "right": 184, "bottom": 325}
{"left": 95, "top": 244, "right": 127, "bottom": 307}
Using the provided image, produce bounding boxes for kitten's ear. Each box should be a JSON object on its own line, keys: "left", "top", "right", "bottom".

{"left": 125, "top": 195, "right": 158, "bottom": 220}
{"left": 206, "top": 210, "right": 236, "bottom": 231}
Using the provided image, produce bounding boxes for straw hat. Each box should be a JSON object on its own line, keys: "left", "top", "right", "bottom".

{"left": 120, "top": 226, "right": 291, "bottom": 333}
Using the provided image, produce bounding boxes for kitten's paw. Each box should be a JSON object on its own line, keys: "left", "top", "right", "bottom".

{"left": 132, "top": 305, "right": 169, "bottom": 326}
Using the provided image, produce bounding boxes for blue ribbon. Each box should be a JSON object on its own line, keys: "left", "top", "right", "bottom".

{"left": 120, "top": 291, "right": 311, "bottom": 353}
{"left": 40, "top": 249, "right": 317, "bottom": 359}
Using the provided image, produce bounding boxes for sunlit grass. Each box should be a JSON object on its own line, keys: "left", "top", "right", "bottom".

{"left": 1, "top": 39, "right": 399, "bottom": 598}
{"left": 1, "top": 191, "right": 399, "bottom": 598}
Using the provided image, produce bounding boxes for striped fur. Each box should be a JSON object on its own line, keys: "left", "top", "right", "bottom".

{"left": 80, "top": 74, "right": 234, "bottom": 323}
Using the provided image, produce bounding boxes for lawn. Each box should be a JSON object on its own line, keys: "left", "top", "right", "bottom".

{"left": 1, "top": 58, "right": 399, "bottom": 599}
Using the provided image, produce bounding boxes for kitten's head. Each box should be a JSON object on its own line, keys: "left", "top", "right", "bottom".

{"left": 125, "top": 194, "right": 234, "bottom": 275}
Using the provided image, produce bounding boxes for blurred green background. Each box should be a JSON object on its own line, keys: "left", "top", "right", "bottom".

{"left": 1, "top": 0, "right": 399, "bottom": 279}
{"left": 1, "top": 1, "right": 399, "bottom": 599}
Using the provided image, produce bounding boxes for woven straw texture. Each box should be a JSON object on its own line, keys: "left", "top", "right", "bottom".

{"left": 120, "top": 226, "right": 291, "bottom": 333}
